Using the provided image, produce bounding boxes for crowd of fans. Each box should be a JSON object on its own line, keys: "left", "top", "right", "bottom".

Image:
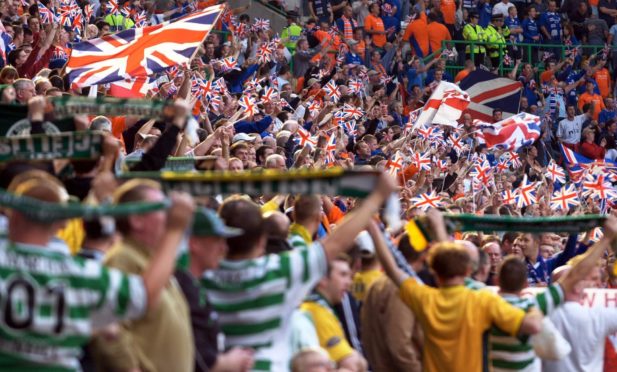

{"left": 2, "top": 0, "right": 617, "bottom": 371}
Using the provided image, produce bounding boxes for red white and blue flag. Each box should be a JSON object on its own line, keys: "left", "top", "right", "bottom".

{"left": 239, "top": 95, "right": 258, "bottom": 117}
{"left": 515, "top": 175, "right": 538, "bottom": 208}
{"left": 550, "top": 184, "right": 580, "bottom": 211}
{"left": 476, "top": 113, "right": 541, "bottom": 151}
{"left": 387, "top": 151, "right": 404, "bottom": 176}
{"left": 324, "top": 134, "right": 337, "bottom": 164}
{"left": 67, "top": 5, "right": 225, "bottom": 88}
{"left": 458, "top": 69, "right": 523, "bottom": 122}
{"left": 411, "top": 191, "right": 443, "bottom": 211}
{"left": 545, "top": 160, "right": 566, "bottom": 184}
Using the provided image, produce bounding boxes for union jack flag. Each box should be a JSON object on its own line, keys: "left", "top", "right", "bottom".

{"left": 411, "top": 152, "right": 431, "bottom": 171}
{"left": 582, "top": 174, "right": 617, "bottom": 200}
{"left": 502, "top": 189, "right": 517, "bottom": 205}
{"left": 239, "top": 95, "right": 258, "bottom": 117}
{"left": 405, "top": 108, "right": 421, "bottom": 134}
{"left": 38, "top": 2, "right": 57, "bottom": 24}
{"left": 324, "top": 134, "right": 337, "bottom": 164}
{"left": 84, "top": 4, "right": 94, "bottom": 21}
{"left": 120, "top": 3, "right": 134, "bottom": 18}
{"left": 323, "top": 80, "right": 341, "bottom": 102}
{"left": 218, "top": 56, "right": 241, "bottom": 72}
{"left": 244, "top": 77, "right": 264, "bottom": 93}
{"left": 212, "top": 78, "right": 229, "bottom": 95}
{"left": 133, "top": 11, "right": 148, "bottom": 28}
{"left": 256, "top": 42, "right": 274, "bottom": 64}
{"left": 386, "top": 151, "right": 404, "bottom": 176}
{"left": 253, "top": 18, "right": 270, "bottom": 31}
{"left": 191, "top": 77, "right": 212, "bottom": 100}
{"left": 106, "top": 0, "right": 120, "bottom": 15}
{"left": 411, "top": 191, "right": 443, "bottom": 211}
{"left": 208, "top": 94, "right": 222, "bottom": 113}
{"left": 458, "top": 70, "right": 522, "bottom": 122}
{"left": 341, "top": 104, "right": 364, "bottom": 120}
{"left": 260, "top": 87, "right": 278, "bottom": 104}
{"left": 67, "top": 5, "right": 225, "bottom": 88}
{"left": 58, "top": 11, "right": 73, "bottom": 28}
{"left": 515, "top": 175, "right": 538, "bottom": 208}
{"left": 502, "top": 151, "right": 522, "bottom": 169}
{"left": 307, "top": 100, "right": 322, "bottom": 116}
{"left": 545, "top": 160, "right": 566, "bottom": 184}
{"left": 469, "top": 160, "right": 493, "bottom": 187}
{"left": 296, "top": 126, "right": 317, "bottom": 148}
{"left": 550, "top": 184, "right": 580, "bottom": 211}
{"left": 496, "top": 159, "right": 509, "bottom": 173}
{"left": 476, "top": 112, "right": 541, "bottom": 151}
{"left": 348, "top": 78, "right": 364, "bottom": 95}
{"left": 436, "top": 159, "right": 449, "bottom": 172}
{"left": 344, "top": 120, "right": 357, "bottom": 137}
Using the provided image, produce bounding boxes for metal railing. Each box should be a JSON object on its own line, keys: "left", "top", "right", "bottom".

{"left": 438, "top": 40, "right": 607, "bottom": 78}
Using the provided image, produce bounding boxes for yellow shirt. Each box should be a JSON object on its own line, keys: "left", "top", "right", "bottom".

{"left": 399, "top": 278, "right": 525, "bottom": 372}
{"left": 301, "top": 298, "right": 354, "bottom": 363}
{"left": 57, "top": 218, "right": 84, "bottom": 255}
{"left": 351, "top": 269, "right": 383, "bottom": 302}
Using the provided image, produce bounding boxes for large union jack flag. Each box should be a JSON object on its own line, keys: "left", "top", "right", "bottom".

{"left": 67, "top": 5, "right": 225, "bottom": 88}
{"left": 459, "top": 69, "right": 523, "bottom": 122}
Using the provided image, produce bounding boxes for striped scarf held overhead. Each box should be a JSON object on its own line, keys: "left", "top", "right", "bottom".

{"left": 341, "top": 16, "right": 357, "bottom": 40}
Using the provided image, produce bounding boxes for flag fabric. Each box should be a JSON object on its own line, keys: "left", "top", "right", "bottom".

{"left": 411, "top": 191, "right": 443, "bottom": 211}
{"left": 582, "top": 174, "right": 617, "bottom": 201}
{"left": 502, "top": 189, "right": 517, "bottom": 205}
{"left": 411, "top": 152, "right": 432, "bottom": 171}
{"left": 108, "top": 76, "right": 156, "bottom": 98}
{"left": 545, "top": 160, "right": 566, "bottom": 184}
{"left": 415, "top": 81, "right": 470, "bottom": 128}
{"left": 550, "top": 184, "right": 580, "bottom": 211}
{"left": 502, "top": 151, "right": 522, "bottom": 169}
{"left": 323, "top": 80, "right": 341, "bottom": 103}
{"left": 67, "top": 5, "right": 225, "bottom": 88}
{"left": 458, "top": 69, "right": 523, "bottom": 122}
{"left": 324, "top": 134, "right": 337, "bottom": 164}
{"left": 386, "top": 151, "right": 404, "bottom": 175}
{"left": 341, "top": 104, "right": 364, "bottom": 120}
{"left": 476, "top": 112, "right": 541, "bottom": 151}
{"left": 296, "top": 127, "right": 317, "bottom": 148}
{"left": 38, "top": 2, "right": 57, "bottom": 24}
{"left": 515, "top": 175, "right": 538, "bottom": 208}
{"left": 405, "top": 108, "right": 421, "bottom": 134}
{"left": 239, "top": 95, "right": 258, "bottom": 116}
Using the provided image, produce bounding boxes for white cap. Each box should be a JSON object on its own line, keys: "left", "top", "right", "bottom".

{"left": 232, "top": 133, "right": 256, "bottom": 143}
{"left": 355, "top": 231, "right": 375, "bottom": 256}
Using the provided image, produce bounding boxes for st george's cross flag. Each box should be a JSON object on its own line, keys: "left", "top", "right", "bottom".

{"left": 414, "top": 81, "right": 470, "bottom": 128}
{"left": 67, "top": 5, "right": 225, "bottom": 88}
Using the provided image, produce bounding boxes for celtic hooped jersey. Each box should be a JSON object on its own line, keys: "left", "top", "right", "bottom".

{"left": 0, "top": 241, "right": 147, "bottom": 371}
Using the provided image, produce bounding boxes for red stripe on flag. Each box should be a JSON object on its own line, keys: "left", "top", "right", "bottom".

{"left": 471, "top": 82, "right": 521, "bottom": 104}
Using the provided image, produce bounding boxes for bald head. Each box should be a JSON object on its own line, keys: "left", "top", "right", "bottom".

{"left": 263, "top": 211, "right": 290, "bottom": 239}
{"left": 457, "top": 239, "right": 479, "bottom": 271}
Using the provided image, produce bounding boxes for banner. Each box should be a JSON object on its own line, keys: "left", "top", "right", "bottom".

{"left": 0, "top": 104, "right": 75, "bottom": 136}
{"left": 0, "top": 189, "right": 169, "bottom": 221}
{"left": 124, "top": 156, "right": 197, "bottom": 171}
{"left": 0, "top": 131, "right": 104, "bottom": 161}
{"left": 444, "top": 214, "right": 606, "bottom": 235}
{"left": 51, "top": 96, "right": 165, "bottom": 118}
{"left": 121, "top": 168, "right": 381, "bottom": 197}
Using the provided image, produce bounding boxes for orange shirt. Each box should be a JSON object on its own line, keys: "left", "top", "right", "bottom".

{"left": 578, "top": 92, "right": 605, "bottom": 120}
{"left": 594, "top": 68, "right": 611, "bottom": 98}
{"left": 312, "top": 30, "right": 341, "bottom": 64}
{"left": 365, "top": 14, "right": 386, "bottom": 48}
{"left": 540, "top": 70, "right": 554, "bottom": 85}
{"left": 455, "top": 69, "right": 470, "bottom": 83}
{"left": 440, "top": 0, "right": 456, "bottom": 25}
{"left": 403, "top": 13, "right": 429, "bottom": 57}
{"left": 427, "top": 21, "right": 452, "bottom": 54}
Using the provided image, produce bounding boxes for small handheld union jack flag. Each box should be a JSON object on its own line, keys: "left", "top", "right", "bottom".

{"left": 323, "top": 80, "right": 341, "bottom": 103}
{"left": 411, "top": 152, "right": 431, "bottom": 171}
{"left": 550, "top": 184, "right": 580, "bottom": 212}
{"left": 324, "top": 134, "right": 338, "bottom": 164}
{"left": 545, "top": 160, "right": 566, "bottom": 184}
{"left": 341, "top": 104, "right": 364, "bottom": 120}
{"left": 386, "top": 151, "right": 404, "bottom": 176}
{"left": 296, "top": 126, "right": 318, "bottom": 148}
{"left": 217, "top": 57, "right": 241, "bottom": 73}
{"left": 106, "top": 0, "right": 120, "bottom": 15}
{"left": 411, "top": 191, "right": 443, "bottom": 211}
{"left": 239, "top": 95, "right": 258, "bottom": 117}
{"left": 253, "top": 18, "right": 270, "bottom": 31}
{"left": 515, "top": 175, "right": 538, "bottom": 208}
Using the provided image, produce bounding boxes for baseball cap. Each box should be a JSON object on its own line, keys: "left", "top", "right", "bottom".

{"left": 355, "top": 231, "right": 375, "bottom": 257}
{"left": 192, "top": 207, "right": 244, "bottom": 237}
{"left": 232, "top": 133, "right": 257, "bottom": 143}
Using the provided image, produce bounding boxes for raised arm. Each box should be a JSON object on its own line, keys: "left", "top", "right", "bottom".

{"left": 141, "top": 192, "right": 194, "bottom": 310}
{"left": 321, "top": 173, "right": 397, "bottom": 261}
{"left": 368, "top": 220, "right": 408, "bottom": 286}
{"left": 558, "top": 216, "right": 617, "bottom": 294}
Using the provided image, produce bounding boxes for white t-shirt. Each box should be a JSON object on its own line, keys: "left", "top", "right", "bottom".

{"left": 557, "top": 114, "right": 587, "bottom": 144}
{"left": 492, "top": 1, "right": 515, "bottom": 17}
{"left": 544, "top": 302, "right": 617, "bottom": 372}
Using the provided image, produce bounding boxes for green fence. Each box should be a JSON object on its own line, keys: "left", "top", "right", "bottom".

{"left": 433, "top": 40, "right": 607, "bottom": 79}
